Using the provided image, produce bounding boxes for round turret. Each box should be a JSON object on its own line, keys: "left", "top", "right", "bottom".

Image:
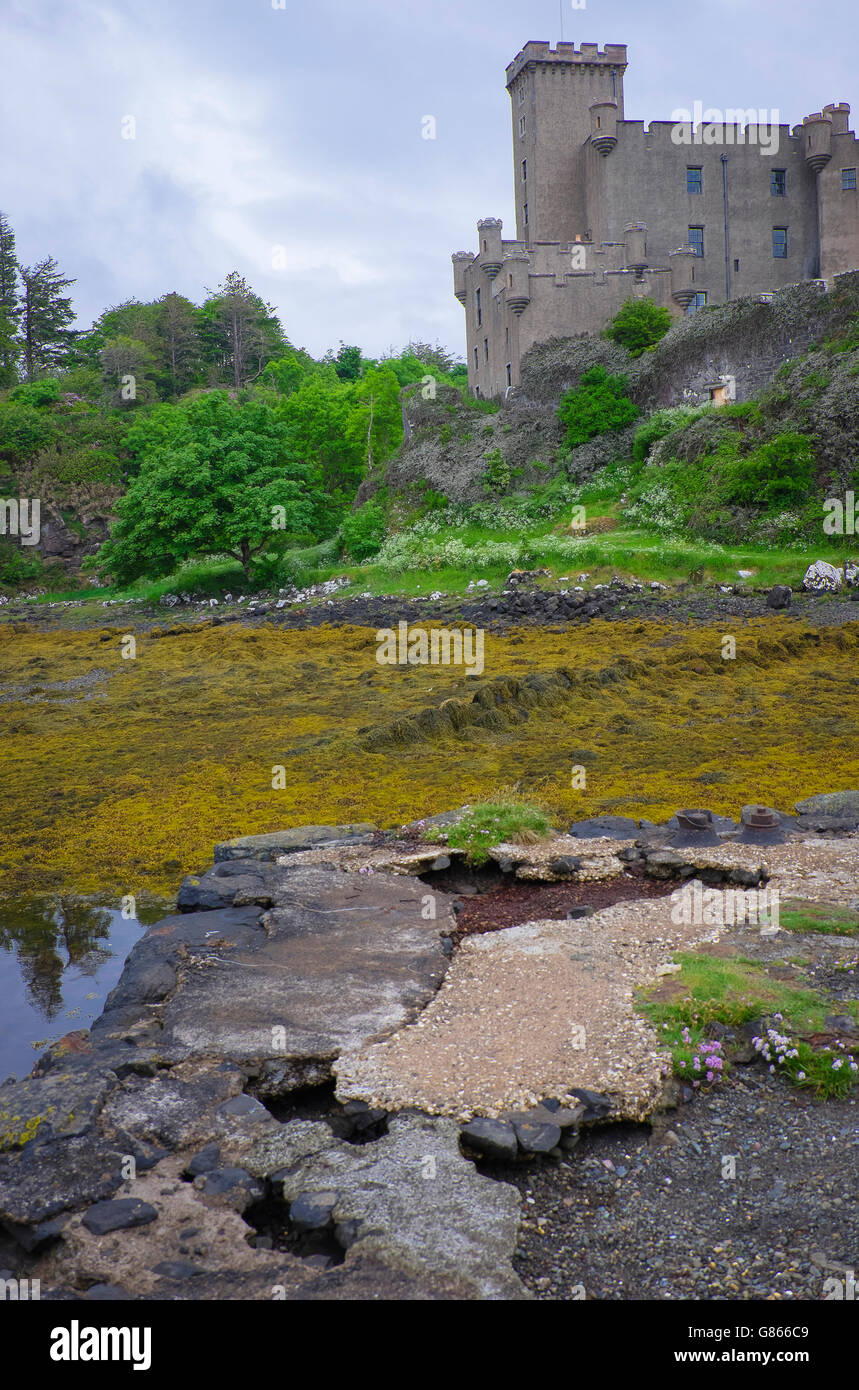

{"left": 670, "top": 247, "right": 698, "bottom": 307}
{"left": 478, "top": 218, "right": 504, "bottom": 279}
{"left": 502, "top": 251, "right": 531, "bottom": 315}
{"left": 803, "top": 112, "right": 833, "bottom": 172}
{"left": 823, "top": 102, "right": 851, "bottom": 136}
{"left": 590, "top": 101, "right": 618, "bottom": 156}
{"left": 452, "top": 252, "right": 473, "bottom": 305}
{"left": 624, "top": 223, "right": 648, "bottom": 274}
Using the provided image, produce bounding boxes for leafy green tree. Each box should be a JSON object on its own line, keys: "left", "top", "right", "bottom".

{"left": 344, "top": 366, "right": 403, "bottom": 471}
{"left": 558, "top": 366, "right": 639, "bottom": 447}
{"left": 18, "top": 256, "right": 77, "bottom": 379}
{"left": 276, "top": 374, "right": 365, "bottom": 532}
{"left": 332, "top": 343, "right": 363, "bottom": 381}
{"left": 96, "top": 393, "right": 315, "bottom": 581}
{"left": 605, "top": 297, "right": 672, "bottom": 357}
{"left": 0, "top": 212, "right": 20, "bottom": 384}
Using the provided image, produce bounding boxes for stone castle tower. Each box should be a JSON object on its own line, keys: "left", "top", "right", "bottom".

{"left": 453, "top": 41, "right": 859, "bottom": 397}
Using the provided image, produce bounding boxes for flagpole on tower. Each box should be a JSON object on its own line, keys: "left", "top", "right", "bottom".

{"left": 559, "top": 0, "right": 564, "bottom": 41}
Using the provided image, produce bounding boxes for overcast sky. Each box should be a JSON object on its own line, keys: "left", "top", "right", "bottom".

{"left": 1, "top": 0, "right": 856, "bottom": 361}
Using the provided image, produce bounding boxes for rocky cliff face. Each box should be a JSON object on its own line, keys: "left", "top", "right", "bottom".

{"left": 366, "top": 271, "right": 859, "bottom": 506}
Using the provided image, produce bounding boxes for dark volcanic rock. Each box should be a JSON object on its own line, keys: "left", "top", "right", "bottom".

{"left": 569, "top": 816, "right": 639, "bottom": 839}
{"left": 290, "top": 1191, "right": 339, "bottom": 1231}
{"left": 0, "top": 1137, "right": 127, "bottom": 1237}
{"left": 460, "top": 1118, "right": 519, "bottom": 1163}
{"left": 93, "top": 906, "right": 267, "bottom": 1037}
{"left": 766, "top": 585, "right": 792, "bottom": 610}
{"left": 177, "top": 861, "right": 278, "bottom": 912}
{"left": 82, "top": 1199, "right": 158, "bottom": 1235}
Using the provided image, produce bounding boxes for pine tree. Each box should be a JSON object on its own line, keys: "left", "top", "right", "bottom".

{"left": 0, "top": 212, "right": 20, "bottom": 382}
{"left": 18, "top": 256, "right": 77, "bottom": 379}
{"left": 201, "top": 272, "right": 286, "bottom": 391}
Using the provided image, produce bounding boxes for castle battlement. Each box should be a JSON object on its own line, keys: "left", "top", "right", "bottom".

{"left": 506, "top": 40, "right": 627, "bottom": 86}
{"left": 457, "top": 41, "right": 859, "bottom": 398}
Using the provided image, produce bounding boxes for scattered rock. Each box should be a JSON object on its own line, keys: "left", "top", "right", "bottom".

{"left": 766, "top": 585, "right": 792, "bottom": 610}
{"left": 82, "top": 1199, "right": 158, "bottom": 1236}
{"left": 460, "top": 1118, "right": 519, "bottom": 1163}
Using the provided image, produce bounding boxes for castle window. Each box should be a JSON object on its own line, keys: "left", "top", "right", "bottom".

{"left": 688, "top": 226, "right": 704, "bottom": 257}
{"left": 474, "top": 347, "right": 479, "bottom": 371}
{"left": 522, "top": 159, "right": 527, "bottom": 182}
{"left": 686, "top": 292, "right": 708, "bottom": 315}
{"left": 519, "top": 116, "right": 526, "bottom": 137}
{"left": 687, "top": 167, "right": 703, "bottom": 194}
{"left": 484, "top": 337, "right": 489, "bottom": 363}
{"left": 507, "top": 364, "right": 512, "bottom": 387}
{"left": 734, "top": 258, "right": 740, "bottom": 272}
{"left": 773, "top": 226, "right": 788, "bottom": 258}
{"left": 524, "top": 202, "right": 529, "bottom": 225}
{"left": 843, "top": 169, "right": 857, "bottom": 190}
{"left": 771, "top": 169, "right": 787, "bottom": 196}
{"left": 476, "top": 287, "right": 482, "bottom": 326}
{"left": 518, "top": 83, "right": 526, "bottom": 105}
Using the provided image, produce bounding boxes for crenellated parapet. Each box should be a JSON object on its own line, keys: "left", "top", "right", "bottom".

{"left": 506, "top": 40, "right": 628, "bottom": 88}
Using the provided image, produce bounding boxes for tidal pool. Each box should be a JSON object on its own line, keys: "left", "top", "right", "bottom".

{"left": 0, "top": 896, "right": 171, "bottom": 1083}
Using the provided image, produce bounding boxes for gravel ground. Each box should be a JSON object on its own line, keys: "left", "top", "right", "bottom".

{"left": 490, "top": 1069, "right": 858, "bottom": 1301}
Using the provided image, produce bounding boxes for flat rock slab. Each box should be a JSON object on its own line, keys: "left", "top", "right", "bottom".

{"left": 146, "top": 867, "right": 452, "bottom": 1089}
{"left": 214, "top": 824, "right": 376, "bottom": 862}
{"left": 335, "top": 896, "right": 746, "bottom": 1122}
{"left": 252, "top": 1113, "right": 528, "bottom": 1300}
{"left": 278, "top": 842, "right": 464, "bottom": 875}
{"left": 0, "top": 1064, "right": 116, "bottom": 1152}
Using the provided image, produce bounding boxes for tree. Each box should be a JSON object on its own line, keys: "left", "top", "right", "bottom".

{"left": 333, "top": 343, "right": 363, "bottom": 381}
{"left": 99, "top": 335, "right": 158, "bottom": 406}
{"left": 344, "top": 366, "right": 403, "bottom": 472}
{"left": 156, "top": 291, "right": 200, "bottom": 396}
{"left": 200, "top": 272, "right": 286, "bottom": 391}
{"left": 96, "top": 393, "right": 316, "bottom": 582}
{"left": 605, "top": 297, "right": 672, "bottom": 357}
{"left": 0, "top": 212, "right": 20, "bottom": 383}
{"left": 18, "top": 257, "right": 76, "bottom": 379}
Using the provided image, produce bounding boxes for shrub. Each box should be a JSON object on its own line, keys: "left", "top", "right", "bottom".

{"left": 604, "top": 297, "right": 672, "bottom": 357}
{"left": 340, "top": 499, "right": 387, "bottom": 561}
{"left": 9, "top": 379, "right": 62, "bottom": 408}
{"left": 481, "top": 447, "right": 512, "bottom": 495}
{"left": 558, "top": 366, "right": 638, "bottom": 449}
{"left": 718, "top": 432, "right": 815, "bottom": 509}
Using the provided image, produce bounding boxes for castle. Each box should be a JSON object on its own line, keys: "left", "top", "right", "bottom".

{"left": 452, "top": 41, "right": 859, "bottom": 398}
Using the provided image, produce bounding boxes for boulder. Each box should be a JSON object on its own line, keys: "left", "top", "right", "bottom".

{"left": 766, "top": 585, "right": 792, "bottom": 610}
{"left": 794, "top": 790, "right": 859, "bottom": 820}
{"left": 802, "top": 560, "right": 842, "bottom": 593}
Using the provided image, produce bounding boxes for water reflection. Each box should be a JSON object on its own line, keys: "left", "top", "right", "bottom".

{"left": 0, "top": 896, "right": 171, "bottom": 1082}
{"left": 0, "top": 899, "right": 114, "bottom": 1018}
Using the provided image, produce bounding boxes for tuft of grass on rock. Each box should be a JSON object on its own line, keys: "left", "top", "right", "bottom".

{"left": 424, "top": 795, "right": 553, "bottom": 866}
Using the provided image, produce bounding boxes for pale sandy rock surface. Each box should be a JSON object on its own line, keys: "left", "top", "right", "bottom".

{"left": 334, "top": 895, "right": 737, "bottom": 1122}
